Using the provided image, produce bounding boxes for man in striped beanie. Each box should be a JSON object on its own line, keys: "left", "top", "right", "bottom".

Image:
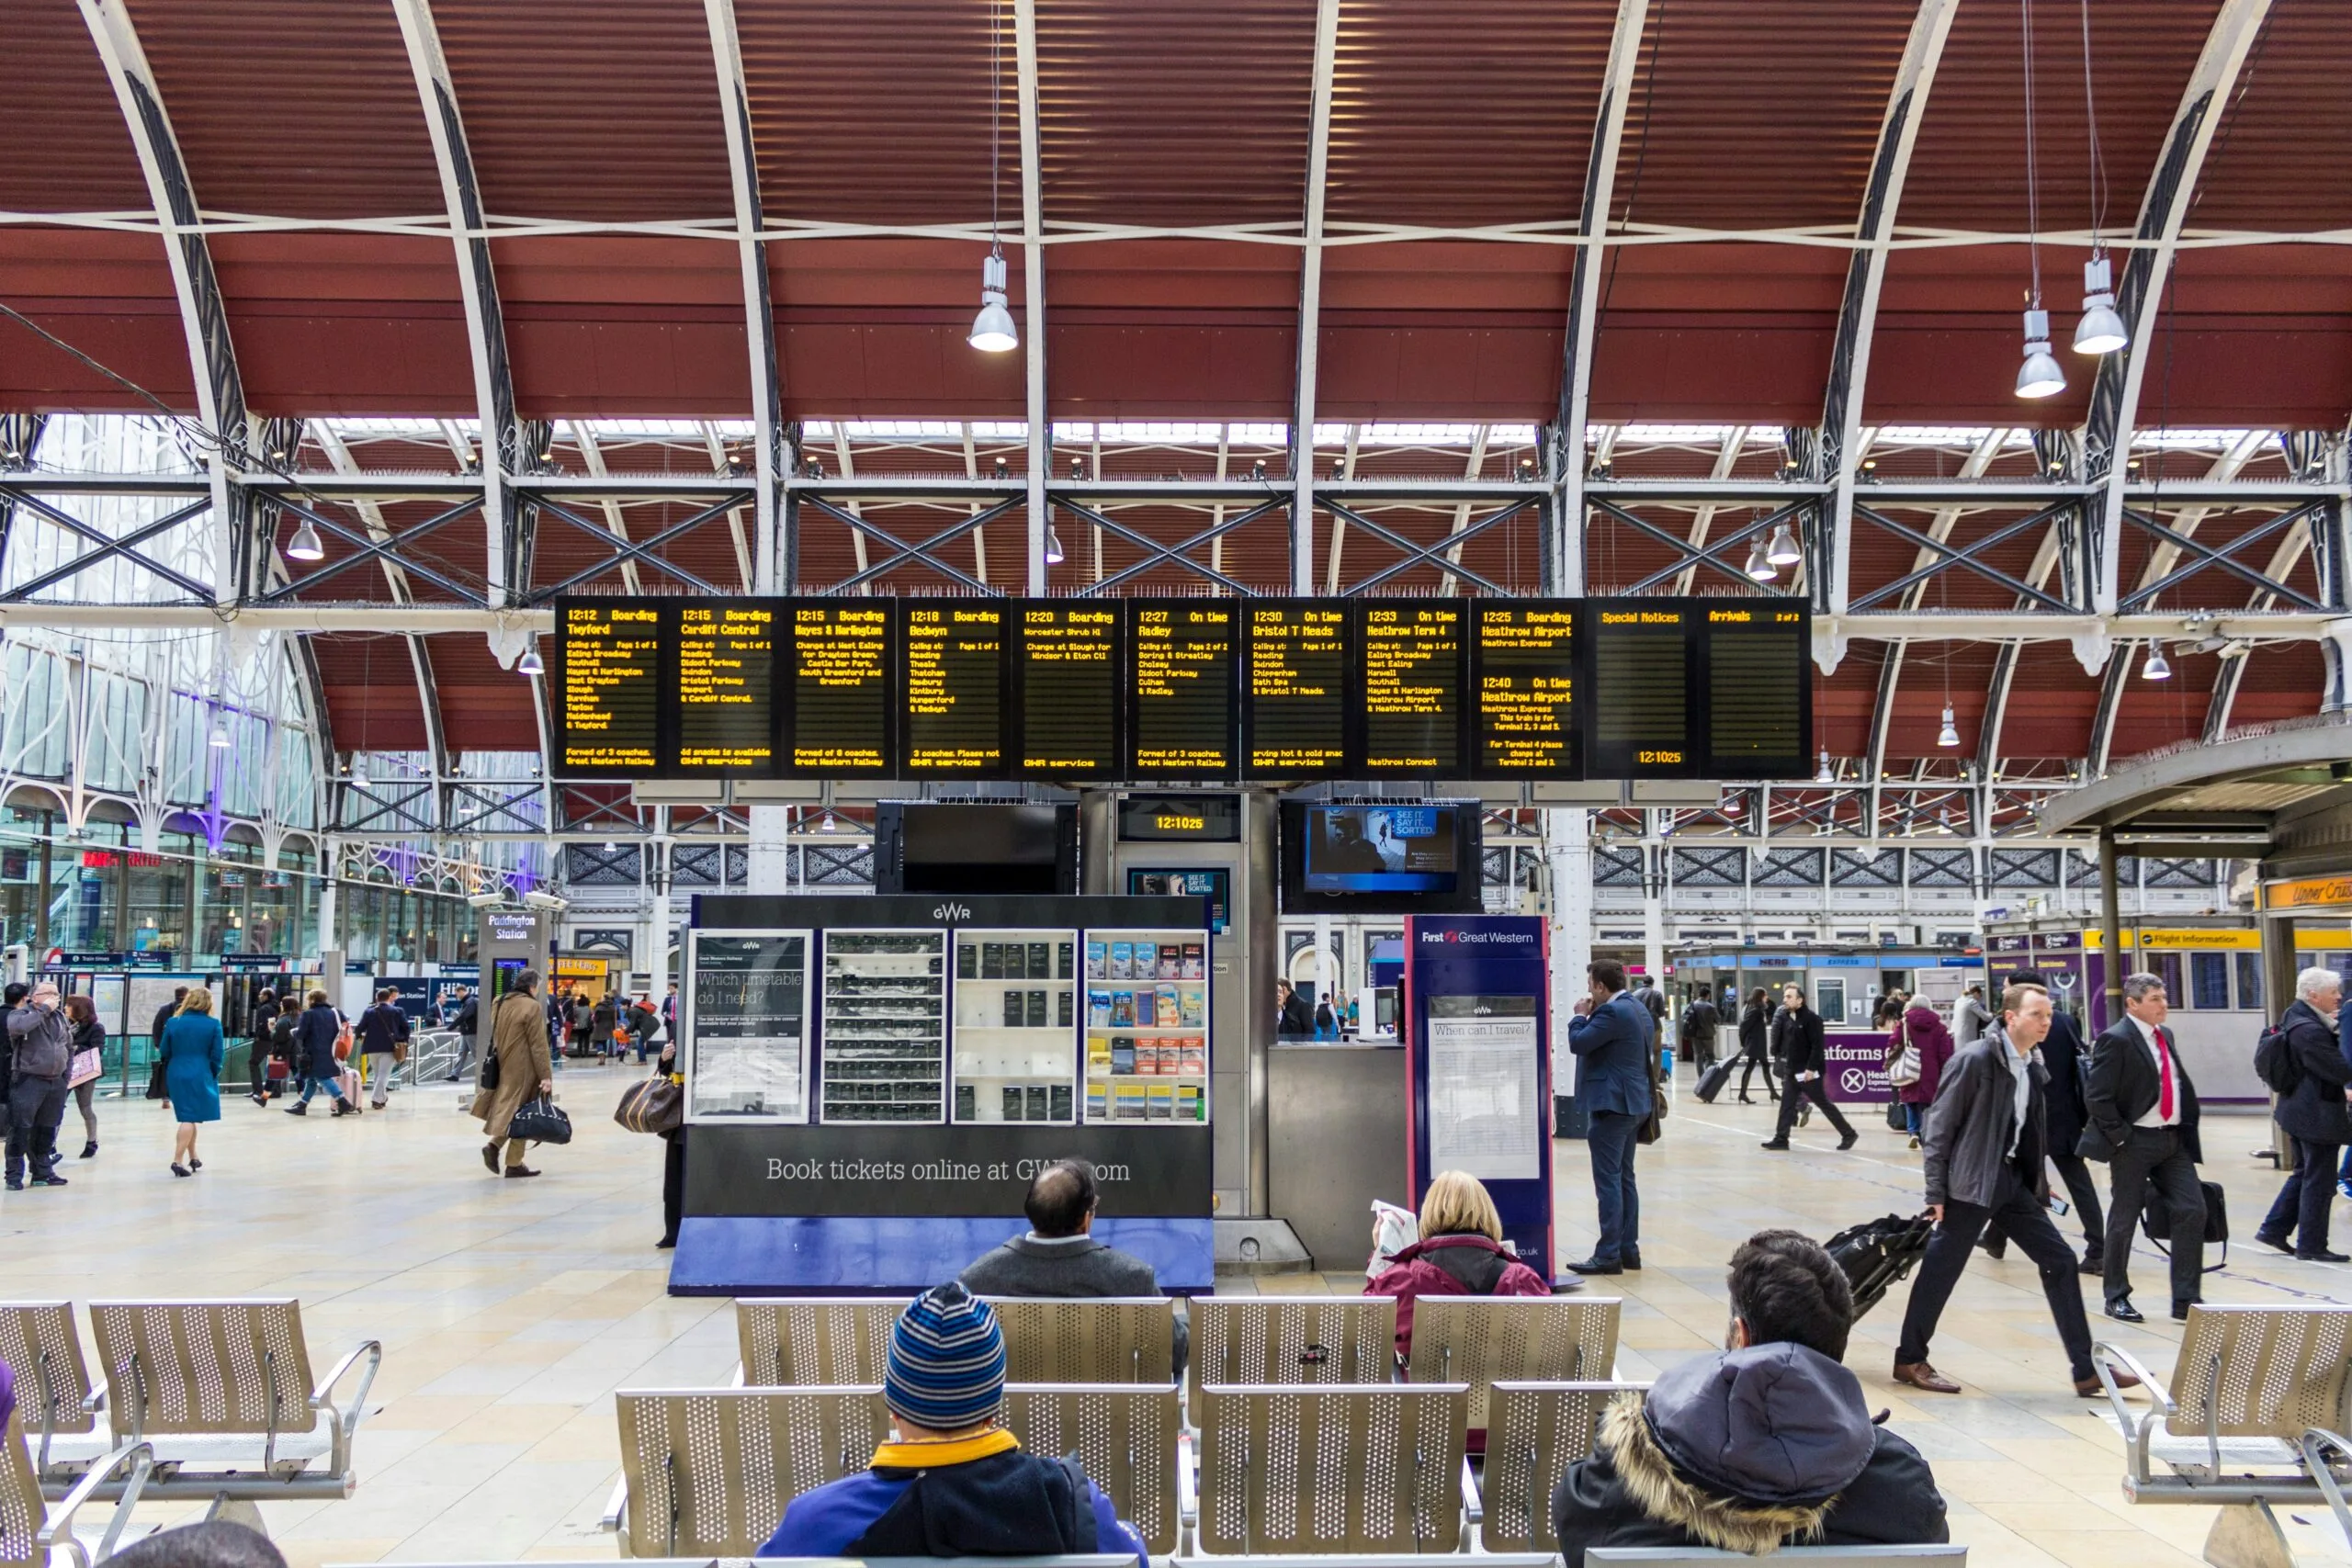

{"left": 758, "top": 1282, "right": 1147, "bottom": 1562}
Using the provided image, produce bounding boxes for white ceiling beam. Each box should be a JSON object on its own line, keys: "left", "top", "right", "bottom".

{"left": 565, "top": 423, "right": 642, "bottom": 594}
{"left": 1288, "top": 0, "right": 1342, "bottom": 596}
{"left": 702, "top": 0, "right": 786, "bottom": 593}
{"left": 1015, "top": 0, "right": 1049, "bottom": 593}
{"left": 1669, "top": 424, "right": 1753, "bottom": 595}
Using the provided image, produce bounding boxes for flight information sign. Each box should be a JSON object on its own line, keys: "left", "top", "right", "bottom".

{"left": 1473, "top": 602, "right": 1578, "bottom": 777}
{"left": 1704, "top": 604, "right": 1812, "bottom": 777}
{"left": 787, "top": 604, "right": 895, "bottom": 774}
{"left": 1241, "top": 600, "right": 1351, "bottom": 780}
{"left": 1013, "top": 603, "right": 1123, "bottom": 779}
{"left": 900, "top": 600, "right": 1009, "bottom": 777}
{"left": 676, "top": 601, "right": 778, "bottom": 774}
{"left": 557, "top": 601, "right": 662, "bottom": 775}
{"left": 1586, "top": 600, "right": 1699, "bottom": 778}
{"left": 1126, "top": 599, "right": 1238, "bottom": 778}
{"left": 1356, "top": 600, "right": 1465, "bottom": 776}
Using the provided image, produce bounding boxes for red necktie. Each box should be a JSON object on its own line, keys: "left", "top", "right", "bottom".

{"left": 2155, "top": 1029, "right": 2175, "bottom": 1122}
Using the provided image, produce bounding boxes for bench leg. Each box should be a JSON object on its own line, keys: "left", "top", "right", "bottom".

{"left": 204, "top": 1494, "right": 269, "bottom": 1540}
{"left": 2205, "top": 1500, "right": 2293, "bottom": 1568}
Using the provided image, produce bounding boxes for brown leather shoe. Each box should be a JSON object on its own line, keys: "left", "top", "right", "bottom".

{"left": 2076, "top": 1367, "right": 2141, "bottom": 1397}
{"left": 1893, "top": 1360, "right": 1961, "bottom": 1393}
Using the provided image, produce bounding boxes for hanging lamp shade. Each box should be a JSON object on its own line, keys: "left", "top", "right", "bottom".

{"left": 2142, "top": 641, "right": 2172, "bottom": 680}
{"left": 969, "top": 253, "right": 1018, "bottom": 352}
{"left": 1766, "top": 520, "right": 1803, "bottom": 566}
{"left": 2073, "top": 255, "right": 2128, "bottom": 355}
{"left": 516, "top": 647, "right": 544, "bottom": 677}
{"left": 286, "top": 519, "right": 325, "bottom": 560}
{"left": 1744, "top": 536, "right": 1776, "bottom": 581}
{"left": 2016, "top": 309, "right": 2065, "bottom": 399}
{"left": 1937, "top": 706, "right": 1961, "bottom": 748}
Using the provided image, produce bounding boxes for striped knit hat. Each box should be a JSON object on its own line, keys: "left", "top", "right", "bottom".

{"left": 885, "top": 1282, "right": 1006, "bottom": 1429}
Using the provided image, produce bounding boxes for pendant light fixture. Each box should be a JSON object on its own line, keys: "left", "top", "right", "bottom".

{"left": 1766, "top": 519, "right": 1803, "bottom": 567}
{"left": 286, "top": 518, "right": 324, "bottom": 560}
{"left": 968, "top": 0, "right": 1018, "bottom": 354}
{"left": 2142, "top": 640, "right": 2172, "bottom": 680}
{"left": 517, "top": 644, "right": 543, "bottom": 677}
{"left": 350, "top": 762, "right": 369, "bottom": 791}
{"left": 1815, "top": 750, "right": 1835, "bottom": 784}
{"left": 208, "top": 716, "right": 232, "bottom": 749}
{"left": 2070, "top": 0, "right": 2127, "bottom": 355}
{"left": 2014, "top": 0, "right": 2065, "bottom": 400}
{"left": 1938, "top": 706, "right": 1961, "bottom": 749}
{"left": 1743, "top": 535, "right": 1776, "bottom": 581}
{"left": 1045, "top": 525, "right": 1065, "bottom": 566}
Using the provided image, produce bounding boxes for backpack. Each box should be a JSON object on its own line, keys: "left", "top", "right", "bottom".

{"left": 2254, "top": 1021, "right": 2301, "bottom": 1096}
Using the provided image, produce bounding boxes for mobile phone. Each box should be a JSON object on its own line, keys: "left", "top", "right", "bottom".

{"left": 2048, "top": 1196, "right": 2071, "bottom": 1216}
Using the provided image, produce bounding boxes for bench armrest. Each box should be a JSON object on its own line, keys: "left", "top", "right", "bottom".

{"left": 310, "top": 1339, "right": 383, "bottom": 1476}
{"left": 38, "top": 1440, "right": 153, "bottom": 1567}
{"left": 600, "top": 1474, "right": 629, "bottom": 1536}
{"left": 2090, "top": 1341, "right": 2174, "bottom": 1486}
{"left": 2304, "top": 1429, "right": 2352, "bottom": 1545}
{"left": 1175, "top": 1429, "right": 1198, "bottom": 1555}
{"left": 1460, "top": 1454, "right": 1483, "bottom": 1528}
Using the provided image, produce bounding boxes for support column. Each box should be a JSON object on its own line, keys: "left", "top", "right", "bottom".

{"left": 1242, "top": 789, "right": 1279, "bottom": 1217}
{"left": 2098, "top": 828, "right": 2125, "bottom": 1025}
{"left": 1546, "top": 807, "right": 1592, "bottom": 1102}
{"left": 747, "top": 805, "right": 793, "bottom": 896}
{"left": 317, "top": 874, "right": 338, "bottom": 953}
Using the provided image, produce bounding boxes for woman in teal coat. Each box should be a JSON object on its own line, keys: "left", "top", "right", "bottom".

{"left": 160, "top": 986, "right": 225, "bottom": 1178}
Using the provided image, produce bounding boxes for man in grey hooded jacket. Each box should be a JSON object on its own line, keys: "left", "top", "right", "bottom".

{"left": 6, "top": 982, "right": 74, "bottom": 1190}
{"left": 1552, "top": 1230, "right": 1946, "bottom": 1560}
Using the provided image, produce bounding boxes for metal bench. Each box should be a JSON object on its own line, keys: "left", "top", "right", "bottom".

{"left": 1475, "top": 1381, "right": 1646, "bottom": 1552}
{"left": 1, "top": 1410, "right": 152, "bottom": 1568}
{"left": 336, "top": 1558, "right": 1141, "bottom": 1568}
{"left": 0, "top": 1306, "right": 107, "bottom": 1482}
{"left": 1404, "top": 1297, "right": 1623, "bottom": 1432}
{"left": 80, "top": 1299, "right": 379, "bottom": 1505}
{"left": 2092, "top": 1303, "right": 2352, "bottom": 1568}
{"left": 1588, "top": 1550, "right": 1966, "bottom": 1567}
{"left": 735, "top": 1299, "right": 907, "bottom": 1387}
{"left": 1002, "top": 1383, "right": 1182, "bottom": 1555}
{"left": 990, "top": 1298, "right": 1179, "bottom": 1385}
{"left": 1193, "top": 1383, "right": 1468, "bottom": 1554}
{"left": 605, "top": 1386, "right": 889, "bottom": 1558}
{"left": 1187, "top": 1299, "right": 1397, "bottom": 1404}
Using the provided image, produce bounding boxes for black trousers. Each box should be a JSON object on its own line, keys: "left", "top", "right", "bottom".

{"left": 1897, "top": 1166, "right": 2094, "bottom": 1381}
{"left": 2049, "top": 1149, "right": 2106, "bottom": 1253}
{"left": 661, "top": 1127, "right": 688, "bottom": 1244}
{"left": 2262, "top": 1137, "right": 2339, "bottom": 1256}
{"left": 6, "top": 1072, "right": 69, "bottom": 1181}
{"left": 2100, "top": 1126, "right": 2204, "bottom": 1307}
{"left": 1736, "top": 1055, "right": 1779, "bottom": 1101}
{"left": 1771, "top": 1075, "right": 1854, "bottom": 1142}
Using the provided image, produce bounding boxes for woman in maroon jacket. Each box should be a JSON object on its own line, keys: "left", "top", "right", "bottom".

{"left": 1891, "top": 1000, "right": 1955, "bottom": 1148}
{"left": 1366, "top": 1169, "right": 1551, "bottom": 1359}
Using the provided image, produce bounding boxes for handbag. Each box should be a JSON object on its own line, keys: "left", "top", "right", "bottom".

{"left": 615, "top": 1074, "right": 684, "bottom": 1135}
{"left": 1885, "top": 1015, "right": 1922, "bottom": 1087}
{"left": 68, "top": 1046, "right": 104, "bottom": 1089}
{"left": 1635, "top": 1043, "right": 1668, "bottom": 1145}
{"left": 508, "top": 1094, "right": 572, "bottom": 1145}
{"left": 2140, "top": 1177, "right": 2230, "bottom": 1271}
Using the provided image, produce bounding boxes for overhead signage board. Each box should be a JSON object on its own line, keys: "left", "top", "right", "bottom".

{"left": 1126, "top": 599, "right": 1238, "bottom": 779}
{"left": 787, "top": 603, "right": 894, "bottom": 774}
{"left": 1356, "top": 600, "right": 1465, "bottom": 776}
{"left": 676, "top": 600, "right": 777, "bottom": 775}
{"left": 1013, "top": 603, "right": 1124, "bottom": 780}
{"left": 1472, "top": 602, "right": 1578, "bottom": 778}
{"left": 1241, "top": 600, "right": 1351, "bottom": 780}
{"left": 557, "top": 600, "right": 662, "bottom": 775}
{"left": 900, "top": 600, "right": 1009, "bottom": 777}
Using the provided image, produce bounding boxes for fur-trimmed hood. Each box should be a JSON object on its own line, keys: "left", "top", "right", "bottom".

{"left": 1598, "top": 1343, "right": 1877, "bottom": 1555}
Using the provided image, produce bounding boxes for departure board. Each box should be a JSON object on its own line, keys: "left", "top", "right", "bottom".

{"left": 1242, "top": 601, "right": 1351, "bottom": 780}
{"left": 1127, "top": 599, "right": 1237, "bottom": 778}
{"left": 558, "top": 601, "right": 662, "bottom": 774}
{"left": 1588, "top": 601, "right": 1698, "bottom": 777}
{"left": 1014, "top": 604, "right": 1122, "bottom": 778}
{"left": 676, "top": 601, "right": 778, "bottom": 773}
{"left": 787, "top": 604, "right": 894, "bottom": 774}
{"left": 900, "top": 600, "right": 1008, "bottom": 776}
{"left": 1356, "top": 601, "right": 1464, "bottom": 775}
{"left": 1705, "top": 605, "right": 1811, "bottom": 776}
{"left": 1473, "top": 603, "right": 1578, "bottom": 777}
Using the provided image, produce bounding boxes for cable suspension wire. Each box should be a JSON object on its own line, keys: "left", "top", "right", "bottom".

{"left": 2019, "top": 0, "right": 2042, "bottom": 308}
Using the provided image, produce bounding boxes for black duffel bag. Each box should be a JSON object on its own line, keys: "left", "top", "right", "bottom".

{"left": 507, "top": 1094, "right": 573, "bottom": 1145}
{"left": 2140, "top": 1177, "right": 2228, "bottom": 1270}
{"left": 1826, "top": 1212, "right": 1936, "bottom": 1319}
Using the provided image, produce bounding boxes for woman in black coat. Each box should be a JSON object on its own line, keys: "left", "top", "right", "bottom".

{"left": 1735, "top": 987, "right": 1779, "bottom": 1105}
{"left": 285, "top": 991, "right": 357, "bottom": 1117}
{"left": 2257, "top": 972, "right": 2352, "bottom": 1260}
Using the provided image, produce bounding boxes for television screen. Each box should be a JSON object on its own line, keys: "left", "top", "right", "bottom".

{"left": 878, "top": 803, "right": 1077, "bottom": 896}
{"left": 1280, "top": 802, "right": 1479, "bottom": 914}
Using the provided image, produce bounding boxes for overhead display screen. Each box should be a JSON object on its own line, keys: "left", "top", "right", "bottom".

{"left": 1013, "top": 604, "right": 1122, "bottom": 779}
{"left": 1242, "top": 601, "right": 1350, "bottom": 780}
{"left": 1356, "top": 600, "right": 1464, "bottom": 775}
{"left": 548, "top": 593, "right": 1810, "bottom": 783}
{"left": 1587, "top": 601, "right": 1699, "bottom": 778}
{"left": 558, "top": 601, "right": 662, "bottom": 775}
{"left": 1473, "top": 603, "right": 1578, "bottom": 778}
{"left": 676, "top": 601, "right": 778, "bottom": 773}
{"left": 901, "top": 600, "right": 1008, "bottom": 776}
{"left": 1126, "top": 599, "right": 1237, "bottom": 778}
{"left": 1705, "top": 604, "right": 1812, "bottom": 777}
{"left": 788, "top": 604, "right": 895, "bottom": 774}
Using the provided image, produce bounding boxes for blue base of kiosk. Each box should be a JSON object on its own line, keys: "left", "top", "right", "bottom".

{"left": 668, "top": 1215, "right": 1215, "bottom": 1295}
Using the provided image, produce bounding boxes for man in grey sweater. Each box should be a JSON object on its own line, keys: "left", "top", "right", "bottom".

{"left": 7, "top": 982, "right": 74, "bottom": 1190}
{"left": 960, "top": 1158, "right": 1187, "bottom": 1375}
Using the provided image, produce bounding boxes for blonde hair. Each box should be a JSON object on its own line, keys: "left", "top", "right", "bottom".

{"left": 1419, "top": 1169, "right": 1503, "bottom": 1243}
{"left": 178, "top": 987, "right": 214, "bottom": 1016}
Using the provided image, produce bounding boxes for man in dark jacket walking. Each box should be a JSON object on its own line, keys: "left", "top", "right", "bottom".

{"left": 2007, "top": 969, "right": 2103, "bottom": 1271}
{"left": 2081, "top": 971, "right": 2205, "bottom": 1323}
{"left": 1894, "top": 985, "right": 2129, "bottom": 1398}
{"left": 1553, "top": 1230, "right": 1947, "bottom": 1559}
{"left": 959, "top": 1157, "right": 1187, "bottom": 1375}
{"left": 285, "top": 990, "right": 356, "bottom": 1116}
{"left": 1761, "top": 985, "right": 1856, "bottom": 1151}
{"left": 2256, "top": 968, "right": 2352, "bottom": 1260}
{"left": 1678, "top": 995, "right": 1722, "bottom": 1071}
{"left": 356, "top": 987, "right": 410, "bottom": 1109}
{"left": 1566, "top": 961, "right": 1654, "bottom": 1275}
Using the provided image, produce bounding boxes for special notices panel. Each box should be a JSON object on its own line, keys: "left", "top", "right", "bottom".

{"left": 1586, "top": 600, "right": 1700, "bottom": 778}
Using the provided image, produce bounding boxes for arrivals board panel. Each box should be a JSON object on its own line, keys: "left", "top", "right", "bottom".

{"left": 1241, "top": 600, "right": 1351, "bottom": 780}
{"left": 549, "top": 593, "right": 1812, "bottom": 782}
{"left": 1125, "top": 599, "right": 1238, "bottom": 779}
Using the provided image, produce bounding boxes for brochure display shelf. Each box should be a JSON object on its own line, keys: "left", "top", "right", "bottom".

{"left": 1084, "top": 928, "right": 1210, "bottom": 1126}
{"left": 952, "top": 928, "right": 1080, "bottom": 1124}
{"left": 819, "top": 929, "right": 946, "bottom": 1123}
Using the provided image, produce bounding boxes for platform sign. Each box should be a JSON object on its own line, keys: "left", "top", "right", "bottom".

{"left": 900, "top": 599, "right": 1010, "bottom": 777}
{"left": 1241, "top": 600, "right": 1351, "bottom": 780}
{"left": 1013, "top": 604, "right": 1124, "bottom": 779}
{"left": 1356, "top": 600, "right": 1466, "bottom": 776}
{"left": 557, "top": 601, "right": 662, "bottom": 774}
{"left": 1125, "top": 598, "right": 1238, "bottom": 779}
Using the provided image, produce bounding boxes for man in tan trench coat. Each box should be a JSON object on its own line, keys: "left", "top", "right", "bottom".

{"left": 474, "top": 968, "right": 556, "bottom": 1178}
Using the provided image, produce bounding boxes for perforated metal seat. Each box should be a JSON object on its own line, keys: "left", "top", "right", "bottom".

{"left": 1475, "top": 1381, "right": 1645, "bottom": 1552}
{"left": 1587, "top": 1549, "right": 1969, "bottom": 1567}
{"left": 0, "top": 1306, "right": 107, "bottom": 1480}
{"left": 80, "top": 1300, "right": 379, "bottom": 1504}
{"left": 607, "top": 1386, "right": 890, "bottom": 1559}
{"left": 734, "top": 1300, "right": 906, "bottom": 1388}
{"left": 2093, "top": 1303, "right": 2352, "bottom": 1568}
{"left": 1193, "top": 1383, "right": 1467, "bottom": 1554}
{"left": 0, "top": 1410, "right": 153, "bottom": 1568}
{"left": 1002, "top": 1383, "right": 1181, "bottom": 1554}
{"left": 1186, "top": 1299, "right": 1396, "bottom": 1404}
{"left": 1404, "top": 1297, "right": 1622, "bottom": 1433}
{"left": 988, "top": 1299, "right": 1177, "bottom": 1385}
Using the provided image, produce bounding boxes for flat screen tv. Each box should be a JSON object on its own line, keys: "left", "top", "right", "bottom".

{"left": 875, "top": 803, "right": 1079, "bottom": 897}
{"left": 1279, "top": 801, "right": 1481, "bottom": 915}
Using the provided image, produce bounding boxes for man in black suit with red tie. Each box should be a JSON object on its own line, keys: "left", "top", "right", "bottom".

{"left": 2080, "top": 971, "right": 2204, "bottom": 1323}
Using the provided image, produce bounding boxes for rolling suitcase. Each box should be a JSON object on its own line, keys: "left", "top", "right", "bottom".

{"left": 1826, "top": 1212, "right": 1936, "bottom": 1319}
{"left": 1693, "top": 1059, "right": 1734, "bottom": 1104}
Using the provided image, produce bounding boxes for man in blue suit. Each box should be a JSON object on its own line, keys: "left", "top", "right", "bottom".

{"left": 1566, "top": 960, "right": 1655, "bottom": 1276}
